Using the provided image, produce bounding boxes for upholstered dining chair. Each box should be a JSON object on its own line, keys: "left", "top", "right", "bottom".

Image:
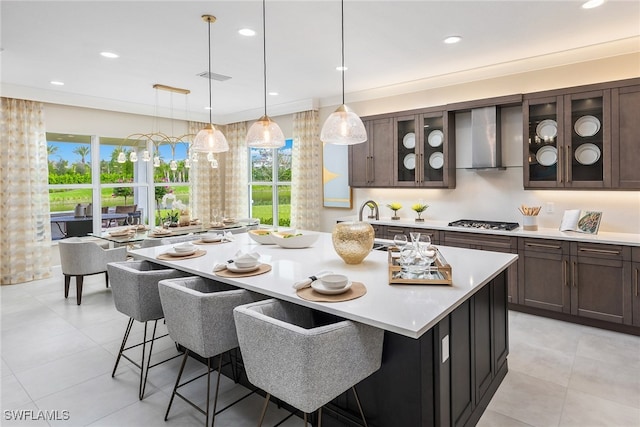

{"left": 233, "top": 299, "right": 384, "bottom": 426}
{"left": 158, "top": 276, "right": 259, "bottom": 427}
{"left": 58, "top": 237, "right": 127, "bottom": 305}
{"left": 115, "top": 204, "right": 137, "bottom": 226}
{"left": 107, "top": 260, "right": 188, "bottom": 400}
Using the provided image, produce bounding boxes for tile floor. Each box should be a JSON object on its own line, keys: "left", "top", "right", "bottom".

{"left": 1, "top": 267, "right": 639, "bottom": 427}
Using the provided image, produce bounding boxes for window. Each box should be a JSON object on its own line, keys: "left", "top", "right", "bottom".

{"left": 248, "top": 139, "right": 292, "bottom": 227}
{"left": 154, "top": 141, "right": 190, "bottom": 226}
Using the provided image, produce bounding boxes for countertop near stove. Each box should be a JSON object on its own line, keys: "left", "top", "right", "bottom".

{"left": 336, "top": 217, "right": 640, "bottom": 247}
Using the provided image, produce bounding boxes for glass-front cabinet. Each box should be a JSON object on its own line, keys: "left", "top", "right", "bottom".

{"left": 524, "top": 89, "right": 610, "bottom": 189}
{"left": 394, "top": 110, "right": 454, "bottom": 188}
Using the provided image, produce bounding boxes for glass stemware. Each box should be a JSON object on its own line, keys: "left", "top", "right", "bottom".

{"left": 417, "top": 235, "right": 437, "bottom": 277}
{"left": 393, "top": 234, "right": 408, "bottom": 250}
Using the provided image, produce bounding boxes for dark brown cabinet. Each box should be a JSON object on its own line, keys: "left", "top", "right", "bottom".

{"left": 632, "top": 248, "right": 640, "bottom": 327}
{"left": 442, "top": 232, "right": 518, "bottom": 303}
{"left": 611, "top": 84, "right": 640, "bottom": 189}
{"left": 518, "top": 239, "right": 632, "bottom": 325}
{"left": 394, "top": 111, "right": 455, "bottom": 188}
{"left": 524, "top": 78, "right": 640, "bottom": 190}
{"left": 518, "top": 238, "right": 570, "bottom": 312}
{"left": 349, "top": 117, "right": 394, "bottom": 187}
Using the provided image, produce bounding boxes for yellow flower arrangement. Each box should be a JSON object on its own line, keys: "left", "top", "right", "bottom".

{"left": 386, "top": 202, "right": 402, "bottom": 219}
{"left": 411, "top": 203, "right": 429, "bottom": 221}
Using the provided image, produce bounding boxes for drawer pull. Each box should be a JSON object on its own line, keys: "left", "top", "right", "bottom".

{"left": 525, "top": 242, "right": 561, "bottom": 250}
{"left": 578, "top": 248, "right": 621, "bottom": 255}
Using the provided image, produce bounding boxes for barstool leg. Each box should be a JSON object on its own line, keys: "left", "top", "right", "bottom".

{"left": 205, "top": 357, "right": 212, "bottom": 427}
{"left": 257, "top": 393, "right": 271, "bottom": 427}
{"left": 352, "top": 386, "right": 368, "bottom": 427}
{"left": 303, "top": 412, "right": 308, "bottom": 426}
{"left": 165, "top": 350, "right": 190, "bottom": 421}
{"left": 318, "top": 407, "right": 322, "bottom": 426}
{"left": 210, "top": 355, "right": 223, "bottom": 427}
{"left": 139, "top": 319, "right": 158, "bottom": 400}
{"left": 112, "top": 318, "right": 134, "bottom": 377}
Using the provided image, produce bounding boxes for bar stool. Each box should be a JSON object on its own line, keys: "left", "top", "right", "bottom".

{"left": 107, "top": 260, "right": 188, "bottom": 400}
{"left": 233, "top": 299, "right": 384, "bottom": 426}
{"left": 158, "top": 276, "right": 258, "bottom": 427}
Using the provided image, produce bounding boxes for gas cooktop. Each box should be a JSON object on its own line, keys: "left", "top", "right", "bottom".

{"left": 448, "top": 219, "right": 520, "bottom": 231}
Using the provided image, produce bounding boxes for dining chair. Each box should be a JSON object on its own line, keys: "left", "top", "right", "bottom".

{"left": 107, "top": 260, "right": 188, "bottom": 400}
{"left": 115, "top": 204, "right": 137, "bottom": 226}
{"left": 58, "top": 237, "right": 127, "bottom": 305}
{"left": 233, "top": 299, "right": 384, "bottom": 426}
{"left": 158, "top": 276, "right": 259, "bottom": 427}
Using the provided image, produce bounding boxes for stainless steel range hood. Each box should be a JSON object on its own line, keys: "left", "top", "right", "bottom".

{"left": 468, "top": 106, "right": 506, "bottom": 170}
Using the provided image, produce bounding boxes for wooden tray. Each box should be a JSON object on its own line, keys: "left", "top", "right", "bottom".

{"left": 388, "top": 246, "right": 452, "bottom": 285}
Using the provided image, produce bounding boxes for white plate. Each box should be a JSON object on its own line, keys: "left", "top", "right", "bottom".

{"left": 227, "top": 263, "right": 260, "bottom": 273}
{"left": 403, "top": 153, "right": 416, "bottom": 170}
{"left": 427, "top": 130, "right": 444, "bottom": 147}
{"left": 165, "top": 249, "right": 196, "bottom": 257}
{"left": 402, "top": 132, "right": 415, "bottom": 149}
{"left": 535, "top": 146, "right": 558, "bottom": 166}
{"left": 574, "top": 115, "right": 601, "bottom": 137}
{"left": 429, "top": 152, "right": 444, "bottom": 169}
{"left": 574, "top": 143, "right": 601, "bottom": 165}
{"left": 536, "top": 119, "right": 557, "bottom": 140}
{"left": 311, "top": 280, "right": 352, "bottom": 295}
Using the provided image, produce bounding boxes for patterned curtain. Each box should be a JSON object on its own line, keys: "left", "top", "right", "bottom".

{"left": 0, "top": 98, "right": 52, "bottom": 284}
{"left": 224, "top": 122, "right": 249, "bottom": 219}
{"left": 291, "top": 110, "right": 322, "bottom": 230}
{"left": 188, "top": 120, "right": 223, "bottom": 224}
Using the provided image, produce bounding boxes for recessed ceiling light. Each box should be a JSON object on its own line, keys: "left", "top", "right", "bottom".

{"left": 268, "top": 91, "right": 279, "bottom": 96}
{"left": 336, "top": 66, "right": 348, "bottom": 71}
{"left": 50, "top": 81, "right": 64, "bottom": 86}
{"left": 238, "top": 28, "right": 256, "bottom": 36}
{"left": 582, "top": 0, "right": 605, "bottom": 9}
{"left": 443, "top": 35, "right": 462, "bottom": 44}
{"left": 100, "top": 51, "right": 119, "bottom": 59}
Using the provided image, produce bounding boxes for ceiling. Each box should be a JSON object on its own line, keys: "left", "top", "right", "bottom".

{"left": 2, "top": 1, "right": 639, "bottom": 124}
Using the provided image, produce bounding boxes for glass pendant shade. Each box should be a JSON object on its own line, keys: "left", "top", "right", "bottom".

{"left": 246, "top": 115, "right": 285, "bottom": 148}
{"left": 117, "top": 151, "right": 126, "bottom": 163}
{"left": 153, "top": 156, "right": 160, "bottom": 167}
{"left": 142, "top": 150, "right": 151, "bottom": 162}
{"left": 192, "top": 123, "right": 229, "bottom": 153}
{"left": 129, "top": 151, "right": 138, "bottom": 162}
{"left": 169, "top": 160, "right": 178, "bottom": 171}
{"left": 211, "top": 158, "right": 219, "bottom": 168}
{"left": 320, "top": 104, "right": 367, "bottom": 145}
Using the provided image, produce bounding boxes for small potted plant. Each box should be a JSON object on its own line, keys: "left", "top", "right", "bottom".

{"left": 411, "top": 203, "right": 429, "bottom": 222}
{"left": 366, "top": 201, "right": 377, "bottom": 219}
{"left": 386, "top": 202, "right": 402, "bottom": 220}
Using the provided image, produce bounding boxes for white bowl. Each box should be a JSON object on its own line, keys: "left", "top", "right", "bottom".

{"left": 234, "top": 259, "right": 259, "bottom": 269}
{"left": 270, "top": 232, "right": 319, "bottom": 249}
{"left": 248, "top": 229, "right": 274, "bottom": 244}
{"left": 319, "top": 274, "right": 349, "bottom": 289}
{"left": 174, "top": 243, "right": 196, "bottom": 253}
{"left": 201, "top": 233, "right": 223, "bottom": 243}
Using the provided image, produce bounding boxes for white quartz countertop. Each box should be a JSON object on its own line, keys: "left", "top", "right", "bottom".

{"left": 129, "top": 232, "right": 517, "bottom": 339}
{"left": 337, "top": 217, "right": 640, "bottom": 247}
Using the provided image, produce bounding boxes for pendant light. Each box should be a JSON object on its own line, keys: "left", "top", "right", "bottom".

{"left": 320, "top": 0, "right": 367, "bottom": 145}
{"left": 192, "top": 15, "right": 229, "bottom": 153}
{"left": 246, "top": 0, "right": 285, "bottom": 148}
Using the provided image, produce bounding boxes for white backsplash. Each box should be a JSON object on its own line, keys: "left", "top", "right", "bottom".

{"left": 320, "top": 107, "right": 640, "bottom": 235}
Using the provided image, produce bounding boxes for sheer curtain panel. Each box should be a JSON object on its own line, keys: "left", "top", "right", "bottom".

{"left": 291, "top": 110, "right": 321, "bottom": 230}
{"left": 0, "top": 98, "right": 52, "bottom": 284}
{"left": 223, "top": 122, "right": 248, "bottom": 220}
{"left": 189, "top": 121, "right": 223, "bottom": 224}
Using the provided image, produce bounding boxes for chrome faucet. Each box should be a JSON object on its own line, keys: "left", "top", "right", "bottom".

{"left": 358, "top": 200, "right": 379, "bottom": 221}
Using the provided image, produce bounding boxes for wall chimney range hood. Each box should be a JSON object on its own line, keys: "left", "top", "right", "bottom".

{"left": 468, "top": 105, "right": 506, "bottom": 170}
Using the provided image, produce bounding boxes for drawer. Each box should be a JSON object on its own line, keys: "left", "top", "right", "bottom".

{"left": 519, "top": 238, "right": 568, "bottom": 254}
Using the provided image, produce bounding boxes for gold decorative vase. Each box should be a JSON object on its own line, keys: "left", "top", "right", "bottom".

{"left": 331, "top": 221, "right": 375, "bottom": 264}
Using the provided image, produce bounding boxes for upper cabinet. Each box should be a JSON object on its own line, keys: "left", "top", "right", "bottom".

{"left": 394, "top": 111, "right": 455, "bottom": 188}
{"left": 524, "top": 78, "right": 640, "bottom": 190}
{"left": 349, "top": 117, "right": 394, "bottom": 187}
{"left": 350, "top": 108, "right": 455, "bottom": 189}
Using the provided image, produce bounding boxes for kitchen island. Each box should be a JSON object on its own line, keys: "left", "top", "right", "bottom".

{"left": 129, "top": 232, "right": 518, "bottom": 426}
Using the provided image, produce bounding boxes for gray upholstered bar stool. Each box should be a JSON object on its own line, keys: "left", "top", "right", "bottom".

{"left": 107, "top": 260, "right": 188, "bottom": 400}
{"left": 233, "top": 299, "right": 384, "bottom": 426}
{"left": 158, "top": 276, "right": 258, "bottom": 427}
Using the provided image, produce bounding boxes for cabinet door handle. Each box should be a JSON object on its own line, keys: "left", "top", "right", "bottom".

{"left": 566, "top": 146, "right": 571, "bottom": 183}
{"left": 370, "top": 156, "right": 375, "bottom": 183}
{"left": 563, "top": 260, "right": 569, "bottom": 287}
{"left": 420, "top": 153, "right": 424, "bottom": 183}
{"left": 635, "top": 268, "right": 638, "bottom": 297}
{"left": 525, "top": 242, "right": 561, "bottom": 250}
{"left": 578, "top": 247, "right": 621, "bottom": 256}
{"left": 572, "top": 261, "right": 577, "bottom": 288}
